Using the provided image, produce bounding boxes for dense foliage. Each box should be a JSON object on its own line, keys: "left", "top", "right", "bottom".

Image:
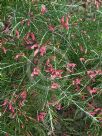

{"left": 0, "top": 0, "right": 102, "bottom": 136}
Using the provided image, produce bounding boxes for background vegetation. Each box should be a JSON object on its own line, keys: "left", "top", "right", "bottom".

{"left": 0, "top": 0, "right": 102, "bottom": 136}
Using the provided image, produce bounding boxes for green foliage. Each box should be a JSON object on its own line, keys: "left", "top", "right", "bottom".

{"left": 0, "top": 0, "right": 102, "bottom": 136}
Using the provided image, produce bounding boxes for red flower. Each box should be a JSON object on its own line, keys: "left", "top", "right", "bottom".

{"left": 94, "top": 108, "right": 102, "bottom": 112}
{"left": 15, "top": 53, "right": 25, "bottom": 60}
{"left": 15, "top": 29, "right": 20, "bottom": 39}
{"left": 19, "top": 91, "right": 27, "bottom": 107}
{"left": 30, "top": 43, "right": 39, "bottom": 49}
{"left": 51, "top": 69, "right": 63, "bottom": 79}
{"left": 2, "top": 100, "right": 8, "bottom": 107}
{"left": 67, "top": 63, "right": 76, "bottom": 73}
{"left": 79, "top": 45, "right": 84, "bottom": 52}
{"left": 90, "top": 111, "right": 96, "bottom": 116}
{"left": 48, "top": 25, "right": 55, "bottom": 32}
{"left": 5, "top": 133, "right": 9, "bottom": 136}
{"left": 2, "top": 100, "right": 15, "bottom": 113}
{"left": 87, "top": 70, "right": 102, "bottom": 81}
{"left": 72, "top": 78, "right": 81, "bottom": 85}
{"left": 45, "top": 65, "right": 54, "bottom": 73}
{"left": 87, "top": 86, "right": 98, "bottom": 94}
{"left": 45, "top": 59, "right": 54, "bottom": 73}
{"left": 20, "top": 91, "right": 27, "bottom": 100}
{"left": 95, "top": 0, "right": 101, "bottom": 9}
{"left": 46, "top": 59, "right": 50, "bottom": 66}
{"left": 95, "top": 70, "right": 102, "bottom": 75}
{"left": 41, "top": 4, "right": 47, "bottom": 15}
{"left": 55, "top": 103, "right": 62, "bottom": 110}
{"left": 67, "top": 63, "right": 76, "bottom": 68}
{"left": 90, "top": 108, "right": 102, "bottom": 116}
{"left": 27, "top": 19, "right": 31, "bottom": 26}
{"left": 87, "top": 70, "right": 97, "bottom": 79}
{"left": 40, "top": 46, "right": 46, "bottom": 56}
{"left": 80, "top": 57, "right": 85, "bottom": 62}
{"left": 30, "top": 32, "right": 35, "bottom": 41}
{"left": 1, "top": 47, "right": 7, "bottom": 54}
{"left": 37, "top": 112, "right": 46, "bottom": 122}
{"left": 72, "top": 78, "right": 81, "bottom": 90}
{"left": 8, "top": 103, "right": 14, "bottom": 113}
{"left": 24, "top": 32, "right": 36, "bottom": 44}
{"left": 34, "top": 48, "right": 39, "bottom": 57}
{"left": 45, "top": 59, "right": 63, "bottom": 79}
{"left": 60, "top": 16, "right": 69, "bottom": 30}
{"left": 51, "top": 82, "right": 60, "bottom": 89}
{"left": 31, "top": 67, "right": 40, "bottom": 77}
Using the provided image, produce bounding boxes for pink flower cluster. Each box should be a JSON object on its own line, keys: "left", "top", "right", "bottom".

{"left": 5, "top": 3, "right": 101, "bottom": 127}
{"left": 67, "top": 63, "right": 77, "bottom": 73}
{"left": 87, "top": 86, "right": 98, "bottom": 95}
{"left": 41, "top": 5, "right": 47, "bottom": 15}
{"left": 31, "top": 67, "right": 40, "bottom": 77}
{"left": 19, "top": 91, "right": 27, "bottom": 107}
{"left": 60, "top": 16, "right": 69, "bottom": 30}
{"left": 48, "top": 25, "right": 55, "bottom": 32}
{"left": 24, "top": 32, "right": 36, "bottom": 45}
{"left": 87, "top": 70, "right": 102, "bottom": 80}
{"left": 51, "top": 69, "right": 63, "bottom": 79}
{"left": 72, "top": 78, "right": 81, "bottom": 90}
{"left": 2, "top": 100, "right": 14, "bottom": 113}
{"left": 24, "top": 31, "right": 47, "bottom": 58}
{"left": 45, "top": 59, "right": 63, "bottom": 79}
{"left": 0, "top": 46, "right": 7, "bottom": 54}
{"left": 40, "top": 46, "right": 46, "bottom": 56}
{"left": 2, "top": 91, "right": 27, "bottom": 114}
{"left": 55, "top": 103, "right": 62, "bottom": 110}
{"left": 72, "top": 78, "right": 81, "bottom": 85}
{"left": 90, "top": 107, "right": 102, "bottom": 116}
{"left": 95, "top": 0, "right": 102, "bottom": 9}
{"left": 37, "top": 112, "right": 46, "bottom": 122}
{"left": 51, "top": 82, "right": 60, "bottom": 90}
